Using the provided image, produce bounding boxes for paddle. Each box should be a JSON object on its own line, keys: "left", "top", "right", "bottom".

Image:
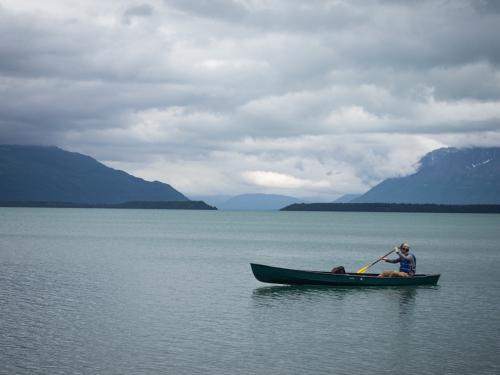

{"left": 356, "top": 248, "right": 396, "bottom": 274}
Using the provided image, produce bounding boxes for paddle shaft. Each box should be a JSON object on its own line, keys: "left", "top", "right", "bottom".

{"left": 358, "top": 248, "right": 396, "bottom": 273}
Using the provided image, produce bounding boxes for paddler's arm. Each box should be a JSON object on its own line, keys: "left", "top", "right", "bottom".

{"left": 384, "top": 247, "right": 401, "bottom": 263}
{"left": 384, "top": 258, "right": 400, "bottom": 263}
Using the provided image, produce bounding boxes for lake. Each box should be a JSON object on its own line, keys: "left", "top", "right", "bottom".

{"left": 1, "top": 208, "right": 499, "bottom": 374}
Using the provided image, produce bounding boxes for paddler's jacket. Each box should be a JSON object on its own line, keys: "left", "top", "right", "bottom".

{"left": 385, "top": 252, "right": 416, "bottom": 275}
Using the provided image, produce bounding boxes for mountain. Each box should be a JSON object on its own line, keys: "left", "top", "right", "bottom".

{"left": 334, "top": 194, "right": 361, "bottom": 203}
{"left": 188, "top": 195, "right": 233, "bottom": 207}
{"left": 353, "top": 147, "right": 500, "bottom": 204}
{"left": 217, "top": 193, "right": 302, "bottom": 210}
{"left": 0, "top": 145, "right": 189, "bottom": 204}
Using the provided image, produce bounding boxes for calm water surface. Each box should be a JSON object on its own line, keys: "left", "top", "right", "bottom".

{"left": 1, "top": 208, "right": 499, "bottom": 374}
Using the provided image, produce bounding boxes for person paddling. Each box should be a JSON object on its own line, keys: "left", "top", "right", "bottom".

{"left": 382, "top": 243, "right": 416, "bottom": 276}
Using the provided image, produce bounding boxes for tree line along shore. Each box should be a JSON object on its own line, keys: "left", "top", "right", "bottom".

{"left": 0, "top": 201, "right": 217, "bottom": 210}
{"left": 281, "top": 203, "right": 500, "bottom": 214}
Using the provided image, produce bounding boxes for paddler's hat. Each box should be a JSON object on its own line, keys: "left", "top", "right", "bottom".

{"left": 399, "top": 243, "right": 410, "bottom": 250}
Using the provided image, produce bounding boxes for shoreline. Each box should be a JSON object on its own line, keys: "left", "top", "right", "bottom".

{"left": 281, "top": 202, "right": 500, "bottom": 214}
{"left": 0, "top": 200, "right": 217, "bottom": 210}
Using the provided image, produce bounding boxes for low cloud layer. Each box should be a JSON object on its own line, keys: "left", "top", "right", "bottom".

{"left": 1, "top": 0, "right": 499, "bottom": 198}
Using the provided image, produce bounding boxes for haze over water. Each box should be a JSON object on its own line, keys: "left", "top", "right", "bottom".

{"left": 1, "top": 208, "right": 499, "bottom": 374}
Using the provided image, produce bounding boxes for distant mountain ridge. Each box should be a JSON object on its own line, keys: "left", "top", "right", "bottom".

{"left": 216, "top": 193, "right": 301, "bottom": 210}
{"left": 189, "top": 195, "right": 233, "bottom": 207}
{"left": 334, "top": 194, "right": 361, "bottom": 203}
{"left": 353, "top": 147, "right": 500, "bottom": 204}
{"left": 0, "top": 145, "right": 189, "bottom": 204}
{"left": 192, "top": 194, "right": 337, "bottom": 210}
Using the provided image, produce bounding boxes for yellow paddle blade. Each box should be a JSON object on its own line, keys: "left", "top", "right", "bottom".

{"left": 356, "top": 266, "right": 369, "bottom": 274}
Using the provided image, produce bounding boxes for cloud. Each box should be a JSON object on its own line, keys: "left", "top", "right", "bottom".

{"left": 415, "top": 97, "right": 500, "bottom": 126}
{"left": 241, "top": 170, "right": 330, "bottom": 190}
{"left": 123, "top": 3, "right": 154, "bottom": 24}
{"left": 0, "top": 0, "right": 500, "bottom": 198}
{"left": 124, "top": 3, "right": 154, "bottom": 18}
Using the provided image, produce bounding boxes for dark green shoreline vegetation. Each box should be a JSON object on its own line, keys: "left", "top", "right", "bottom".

{"left": 0, "top": 201, "right": 217, "bottom": 210}
{"left": 281, "top": 203, "right": 500, "bottom": 214}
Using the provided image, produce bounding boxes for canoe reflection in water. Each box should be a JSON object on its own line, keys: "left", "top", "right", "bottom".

{"left": 251, "top": 284, "right": 438, "bottom": 319}
{"left": 252, "top": 284, "right": 436, "bottom": 302}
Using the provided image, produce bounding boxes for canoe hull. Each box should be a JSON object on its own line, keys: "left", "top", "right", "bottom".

{"left": 251, "top": 263, "right": 440, "bottom": 286}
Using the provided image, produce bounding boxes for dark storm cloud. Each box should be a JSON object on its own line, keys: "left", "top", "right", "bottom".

{"left": 474, "top": 0, "right": 500, "bottom": 14}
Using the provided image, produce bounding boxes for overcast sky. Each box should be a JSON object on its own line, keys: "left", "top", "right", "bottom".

{"left": 1, "top": 0, "right": 500, "bottom": 199}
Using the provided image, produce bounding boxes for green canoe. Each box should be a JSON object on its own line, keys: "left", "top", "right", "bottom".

{"left": 251, "top": 263, "right": 440, "bottom": 286}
